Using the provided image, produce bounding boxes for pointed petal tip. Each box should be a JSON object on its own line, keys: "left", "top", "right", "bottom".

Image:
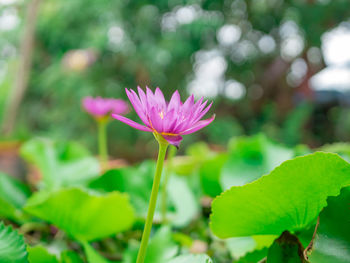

{"left": 155, "top": 87, "right": 164, "bottom": 96}
{"left": 125, "top": 88, "right": 133, "bottom": 97}
{"left": 146, "top": 86, "right": 155, "bottom": 97}
{"left": 111, "top": 114, "right": 153, "bottom": 132}
{"left": 180, "top": 114, "right": 215, "bottom": 135}
{"left": 137, "top": 86, "right": 143, "bottom": 93}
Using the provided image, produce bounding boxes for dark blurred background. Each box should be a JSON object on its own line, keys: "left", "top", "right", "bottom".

{"left": 1, "top": 0, "right": 350, "bottom": 161}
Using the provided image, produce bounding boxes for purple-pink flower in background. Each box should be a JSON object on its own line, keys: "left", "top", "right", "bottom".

{"left": 111, "top": 87, "right": 215, "bottom": 147}
{"left": 82, "top": 96, "right": 129, "bottom": 118}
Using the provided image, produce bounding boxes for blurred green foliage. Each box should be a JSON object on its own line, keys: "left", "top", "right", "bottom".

{"left": 1, "top": 0, "right": 350, "bottom": 158}
{"left": 0, "top": 135, "right": 349, "bottom": 262}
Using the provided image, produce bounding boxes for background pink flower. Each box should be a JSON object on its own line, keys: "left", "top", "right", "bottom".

{"left": 82, "top": 96, "right": 129, "bottom": 118}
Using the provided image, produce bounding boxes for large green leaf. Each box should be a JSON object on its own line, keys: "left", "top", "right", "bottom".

{"left": 166, "top": 175, "right": 199, "bottom": 227}
{"left": 60, "top": 251, "right": 84, "bottom": 263}
{"left": 210, "top": 152, "right": 350, "bottom": 238}
{"left": 308, "top": 187, "right": 350, "bottom": 263}
{"left": 0, "top": 173, "right": 31, "bottom": 221}
{"left": 82, "top": 242, "right": 110, "bottom": 263}
{"left": 24, "top": 188, "right": 134, "bottom": 241}
{"left": 235, "top": 248, "right": 268, "bottom": 263}
{"left": 198, "top": 153, "right": 228, "bottom": 197}
{"left": 226, "top": 235, "right": 275, "bottom": 260}
{"left": 0, "top": 222, "right": 28, "bottom": 262}
{"left": 168, "top": 254, "right": 213, "bottom": 263}
{"left": 20, "top": 138, "right": 100, "bottom": 189}
{"left": 221, "top": 134, "right": 293, "bottom": 189}
{"left": 172, "top": 156, "right": 198, "bottom": 176}
{"left": 186, "top": 142, "right": 213, "bottom": 161}
{"left": 27, "top": 245, "right": 58, "bottom": 263}
{"left": 320, "top": 143, "right": 350, "bottom": 159}
{"left": 123, "top": 227, "right": 178, "bottom": 263}
{"left": 89, "top": 161, "right": 155, "bottom": 217}
{"left": 89, "top": 162, "right": 199, "bottom": 227}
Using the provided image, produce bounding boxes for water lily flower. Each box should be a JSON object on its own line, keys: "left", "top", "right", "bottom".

{"left": 111, "top": 87, "right": 214, "bottom": 263}
{"left": 82, "top": 96, "right": 129, "bottom": 118}
{"left": 111, "top": 87, "right": 215, "bottom": 147}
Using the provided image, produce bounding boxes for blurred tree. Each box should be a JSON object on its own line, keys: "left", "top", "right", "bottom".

{"left": 1, "top": 0, "right": 41, "bottom": 135}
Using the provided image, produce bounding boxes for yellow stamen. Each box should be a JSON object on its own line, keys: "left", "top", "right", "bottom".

{"left": 160, "top": 132, "right": 178, "bottom": 136}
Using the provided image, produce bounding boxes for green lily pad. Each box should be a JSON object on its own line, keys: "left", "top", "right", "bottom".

{"left": 226, "top": 235, "right": 275, "bottom": 260}
{"left": 168, "top": 254, "right": 213, "bottom": 263}
{"left": 89, "top": 161, "right": 155, "bottom": 217}
{"left": 82, "top": 242, "right": 111, "bottom": 263}
{"left": 166, "top": 175, "right": 200, "bottom": 227}
{"left": 199, "top": 153, "right": 228, "bottom": 197}
{"left": 210, "top": 152, "right": 350, "bottom": 238}
{"left": 27, "top": 245, "right": 58, "bottom": 263}
{"left": 89, "top": 162, "right": 198, "bottom": 227}
{"left": 0, "top": 221, "right": 28, "bottom": 262}
{"left": 123, "top": 227, "right": 178, "bottom": 263}
{"left": 20, "top": 138, "right": 100, "bottom": 189}
{"left": 0, "top": 173, "right": 31, "bottom": 221}
{"left": 221, "top": 134, "right": 293, "bottom": 189}
{"left": 320, "top": 143, "right": 350, "bottom": 159}
{"left": 172, "top": 156, "right": 198, "bottom": 176}
{"left": 235, "top": 248, "right": 268, "bottom": 263}
{"left": 24, "top": 188, "right": 134, "bottom": 241}
{"left": 308, "top": 187, "right": 350, "bottom": 263}
{"left": 60, "top": 251, "right": 84, "bottom": 263}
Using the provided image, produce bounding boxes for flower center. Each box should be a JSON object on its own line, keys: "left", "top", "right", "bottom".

{"left": 159, "top": 111, "right": 164, "bottom": 119}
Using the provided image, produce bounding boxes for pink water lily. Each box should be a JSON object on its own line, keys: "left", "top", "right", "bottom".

{"left": 111, "top": 87, "right": 215, "bottom": 147}
{"left": 82, "top": 96, "right": 129, "bottom": 118}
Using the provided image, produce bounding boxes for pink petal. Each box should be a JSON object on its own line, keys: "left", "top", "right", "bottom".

{"left": 137, "top": 86, "right": 148, "bottom": 109}
{"left": 181, "top": 94, "right": 195, "bottom": 115}
{"left": 198, "top": 99, "right": 208, "bottom": 112}
{"left": 162, "top": 135, "right": 183, "bottom": 148}
{"left": 163, "top": 109, "right": 177, "bottom": 132}
{"left": 146, "top": 86, "right": 156, "bottom": 109}
{"left": 110, "top": 99, "right": 129, "bottom": 115}
{"left": 111, "top": 114, "right": 153, "bottom": 132}
{"left": 130, "top": 89, "right": 145, "bottom": 111}
{"left": 125, "top": 89, "right": 149, "bottom": 125}
{"left": 82, "top": 97, "right": 94, "bottom": 111}
{"left": 167, "top": 90, "right": 181, "bottom": 112}
{"left": 180, "top": 114, "right": 215, "bottom": 135}
{"left": 82, "top": 96, "right": 110, "bottom": 116}
{"left": 173, "top": 120, "right": 189, "bottom": 134}
{"left": 193, "top": 102, "right": 213, "bottom": 123}
{"left": 149, "top": 107, "right": 163, "bottom": 132}
{"left": 188, "top": 98, "right": 205, "bottom": 122}
{"left": 155, "top": 87, "right": 166, "bottom": 110}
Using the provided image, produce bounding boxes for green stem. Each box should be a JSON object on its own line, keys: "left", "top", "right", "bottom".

{"left": 136, "top": 137, "right": 168, "bottom": 263}
{"left": 161, "top": 145, "right": 177, "bottom": 223}
{"left": 97, "top": 119, "right": 108, "bottom": 169}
